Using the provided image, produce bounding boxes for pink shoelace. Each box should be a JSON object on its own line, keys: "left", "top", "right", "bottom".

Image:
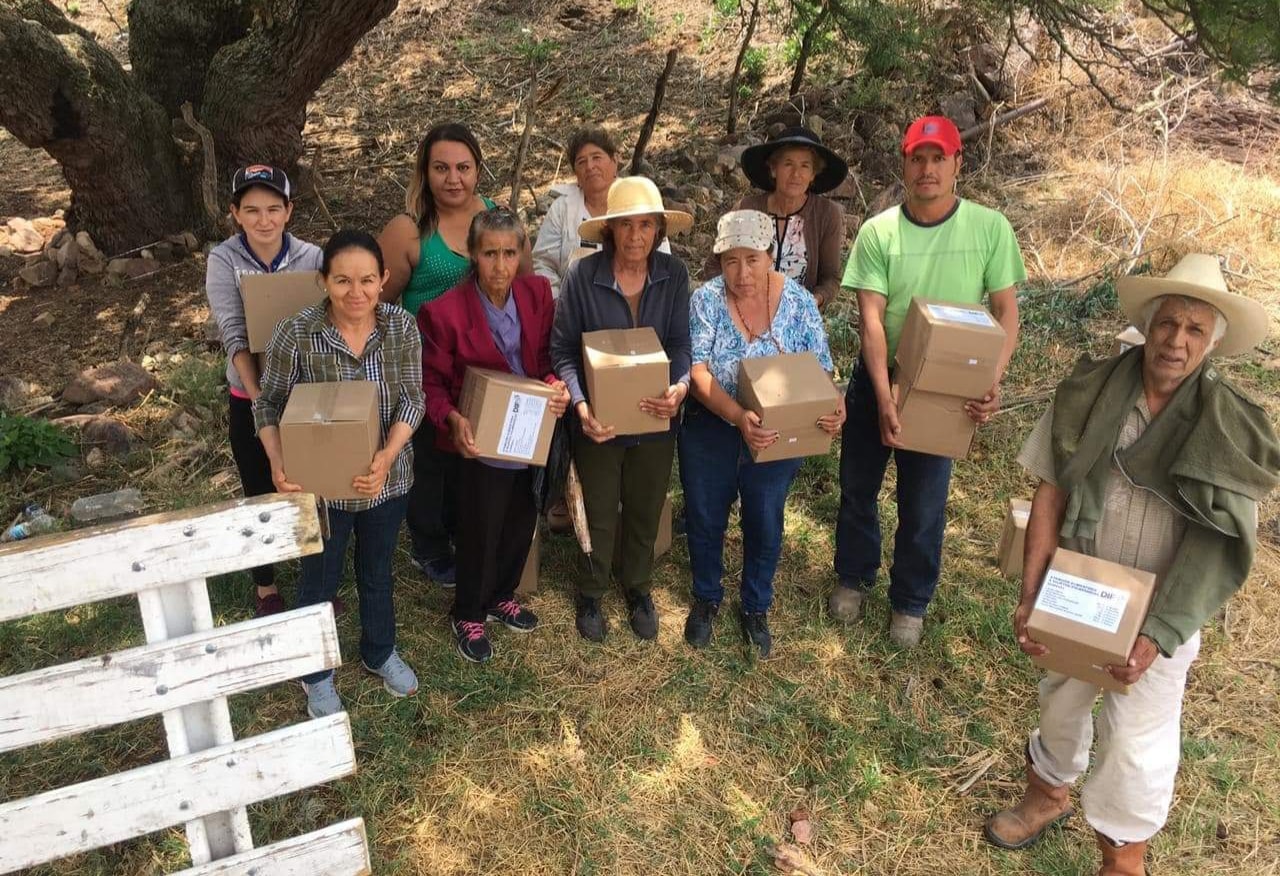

{"left": 457, "top": 620, "right": 486, "bottom": 642}
{"left": 494, "top": 599, "right": 522, "bottom": 618}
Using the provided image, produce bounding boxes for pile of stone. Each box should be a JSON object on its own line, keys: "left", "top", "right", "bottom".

{"left": 5, "top": 215, "right": 201, "bottom": 289}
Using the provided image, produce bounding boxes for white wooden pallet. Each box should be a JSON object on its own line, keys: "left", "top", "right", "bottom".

{"left": 0, "top": 494, "right": 372, "bottom": 874}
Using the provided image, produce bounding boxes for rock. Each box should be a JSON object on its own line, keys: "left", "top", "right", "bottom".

{"left": 106, "top": 257, "right": 159, "bottom": 279}
{"left": 534, "top": 192, "right": 557, "bottom": 215}
{"left": 714, "top": 145, "right": 748, "bottom": 176}
{"left": 56, "top": 266, "right": 77, "bottom": 287}
{"left": 62, "top": 361, "right": 160, "bottom": 406}
{"left": 153, "top": 240, "right": 176, "bottom": 261}
{"left": 170, "top": 409, "right": 200, "bottom": 435}
{"left": 107, "top": 258, "right": 131, "bottom": 277}
{"left": 767, "top": 121, "right": 787, "bottom": 139}
{"left": 182, "top": 231, "right": 199, "bottom": 252}
{"left": 1262, "top": 357, "right": 1280, "bottom": 371}
{"left": 826, "top": 173, "right": 861, "bottom": 201}
{"left": 54, "top": 413, "right": 135, "bottom": 456}
{"left": 806, "top": 115, "right": 826, "bottom": 137}
{"left": 790, "top": 819, "right": 813, "bottom": 844}
{"left": 75, "top": 230, "right": 102, "bottom": 258}
{"left": 0, "top": 376, "right": 31, "bottom": 411}
{"left": 0, "top": 245, "right": 13, "bottom": 258}
{"left": 6, "top": 218, "right": 44, "bottom": 254}
{"left": 49, "top": 229, "right": 69, "bottom": 248}
{"left": 33, "top": 310, "right": 55, "bottom": 328}
{"left": 18, "top": 259, "right": 57, "bottom": 288}
{"left": 140, "top": 248, "right": 154, "bottom": 260}
{"left": 79, "top": 253, "right": 105, "bottom": 275}
{"left": 672, "top": 151, "right": 701, "bottom": 175}
{"left": 75, "top": 400, "right": 114, "bottom": 414}
{"left": 665, "top": 200, "right": 696, "bottom": 219}
{"left": 55, "top": 238, "right": 80, "bottom": 270}
{"left": 939, "top": 93, "right": 978, "bottom": 132}
{"left": 85, "top": 447, "right": 106, "bottom": 468}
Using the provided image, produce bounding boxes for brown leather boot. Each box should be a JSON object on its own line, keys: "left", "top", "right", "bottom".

{"left": 1096, "top": 832, "right": 1146, "bottom": 875}
{"left": 983, "top": 757, "right": 1074, "bottom": 850}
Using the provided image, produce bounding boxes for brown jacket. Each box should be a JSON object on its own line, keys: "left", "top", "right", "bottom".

{"left": 701, "top": 193, "right": 845, "bottom": 309}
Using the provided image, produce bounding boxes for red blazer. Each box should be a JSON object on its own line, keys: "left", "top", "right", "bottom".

{"left": 419, "top": 274, "right": 558, "bottom": 453}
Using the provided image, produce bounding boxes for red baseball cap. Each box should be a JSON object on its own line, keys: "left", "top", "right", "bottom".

{"left": 902, "top": 116, "right": 962, "bottom": 155}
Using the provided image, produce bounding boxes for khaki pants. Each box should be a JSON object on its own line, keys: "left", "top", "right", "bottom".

{"left": 1028, "top": 632, "right": 1201, "bottom": 843}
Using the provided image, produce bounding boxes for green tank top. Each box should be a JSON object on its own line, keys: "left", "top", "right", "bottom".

{"left": 402, "top": 197, "right": 496, "bottom": 318}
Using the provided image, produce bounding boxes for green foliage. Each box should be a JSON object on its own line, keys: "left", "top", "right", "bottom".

{"left": 0, "top": 414, "right": 76, "bottom": 472}
{"left": 516, "top": 30, "right": 559, "bottom": 65}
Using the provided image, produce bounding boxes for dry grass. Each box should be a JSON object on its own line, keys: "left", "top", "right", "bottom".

{"left": 2, "top": 1, "right": 1280, "bottom": 874}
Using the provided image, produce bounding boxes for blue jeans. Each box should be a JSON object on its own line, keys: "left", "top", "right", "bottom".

{"left": 834, "top": 362, "right": 953, "bottom": 617}
{"left": 678, "top": 401, "right": 803, "bottom": 614}
{"left": 298, "top": 493, "right": 409, "bottom": 683}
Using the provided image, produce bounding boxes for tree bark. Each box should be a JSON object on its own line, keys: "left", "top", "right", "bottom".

{"left": 0, "top": 1, "right": 201, "bottom": 251}
{"left": 726, "top": 0, "right": 761, "bottom": 135}
{"left": 127, "top": 0, "right": 252, "bottom": 117}
{"left": 200, "top": 0, "right": 399, "bottom": 172}
{"left": 789, "top": 6, "right": 830, "bottom": 97}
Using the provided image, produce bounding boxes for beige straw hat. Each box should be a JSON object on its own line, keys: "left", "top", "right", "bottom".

{"left": 578, "top": 176, "right": 693, "bottom": 243}
{"left": 1116, "top": 253, "right": 1269, "bottom": 357}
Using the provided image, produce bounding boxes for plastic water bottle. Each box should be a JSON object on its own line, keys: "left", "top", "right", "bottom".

{"left": 69, "top": 488, "right": 144, "bottom": 523}
{"left": 2, "top": 504, "right": 59, "bottom": 541}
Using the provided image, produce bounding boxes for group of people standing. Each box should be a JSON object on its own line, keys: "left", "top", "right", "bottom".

{"left": 205, "top": 113, "right": 1278, "bottom": 876}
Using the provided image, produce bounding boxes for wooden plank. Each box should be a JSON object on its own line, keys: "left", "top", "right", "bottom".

{"left": 0, "top": 603, "right": 340, "bottom": 752}
{"left": 172, "top": 819, "right": 370, "bottom": 876}
{"left": 0, "top": 494, "right": 323, "bottom": 622}
{"left": 0, "top": 714, "right": 356, "bottom": 874}
{"left": 137, "top": 579, "right": 250, "bottom": 862}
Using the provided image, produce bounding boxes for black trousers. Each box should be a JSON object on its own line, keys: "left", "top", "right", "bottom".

{"left": 228, "top": 394, "right": 275, "bottom": 587}
{"left": 406, "top": 423, "right": 460, "bottom": 564}
{"left": 451, "top": 459, "right": 536, "bottom": 624}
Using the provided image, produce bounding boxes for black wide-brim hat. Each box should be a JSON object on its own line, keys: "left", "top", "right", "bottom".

{"left": 740, "top": 126, "right": 849, "bottom": 195}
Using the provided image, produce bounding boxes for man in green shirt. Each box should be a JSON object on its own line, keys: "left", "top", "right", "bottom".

{"left": 829, "top": 115, "right": 1026, "bottom": 646}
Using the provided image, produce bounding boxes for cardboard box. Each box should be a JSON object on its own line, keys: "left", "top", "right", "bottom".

{"left": 737, "top": 352, "right": 840, "bottom": 462}
{"left": 894, "top": 298, "right": 1007, "bottom": 399}
{"left": 240, "top": 271, "right": 324, "bottom": 352}
{"left": 515, "top": 528, "right": 540, "bottom": 598}
{"left": 653, "top": 494, "right": 673, "bottom": 559}
{"left": 1111, "top": 325, "right": 1145, "bottom": 356}
{"left": 1026, "top": 548, "right": 1157, "bottom": 694}
{"left": 893, "top": 378, "right": 976, "bottom": 459}
{"left": 280, "top": 381, "right": 381, "bottom": 501}
{"left": 582, "top": 328, "right": 671, "bottom": 435}
{"left": 458, "top": 367, "right": 559, "bottom": 465}
{"left": 997, "top": 498, "right": 1032, "bottom": 577}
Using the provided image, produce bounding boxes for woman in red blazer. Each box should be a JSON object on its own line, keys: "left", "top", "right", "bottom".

{"left": 420, "top": 208, "right": 570, "bottom": 663}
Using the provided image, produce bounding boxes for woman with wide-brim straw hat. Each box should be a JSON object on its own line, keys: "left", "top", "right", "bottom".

{"left": 1115, "top": 252, "right": 1269, "bottom": 357}
{"left": 551, "top": 176, "right": 693, "bottom": 644}
{"left": 703, "top": 125, "right": 850, "bottom": 310}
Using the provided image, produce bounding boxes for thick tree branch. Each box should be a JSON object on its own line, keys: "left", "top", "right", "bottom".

{"left": 127, "top": 0, "right": 252, "bottom": 116}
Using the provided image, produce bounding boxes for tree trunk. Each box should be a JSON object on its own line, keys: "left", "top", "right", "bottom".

{"left": 726, "top": 0, "right": 761, "bottom": 135}
{"left": 200, "top": 0, "right": 399, "bottom": 172}
{"left": 789, "top": 6, "right": 830, "bottom": 97}
{"left": 0, "top": 1, "right": 202, "bottom": 252}
{"left": 127, "top": 0, "right": 252, "bottom": 117}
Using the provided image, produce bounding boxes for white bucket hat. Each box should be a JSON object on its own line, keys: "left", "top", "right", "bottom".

{"left": 713, "top": 210, "right": 774, "bottom": 254}
{"left": 1116, "top": 253, "right": 1269, "bottom": 357}
{"left": 578, "top": 176, "right": 693, "bottom": 243}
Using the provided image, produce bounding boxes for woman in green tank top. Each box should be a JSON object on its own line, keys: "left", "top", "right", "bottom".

{"left": 377, "top": 122, "right": 497, "bottom": 586}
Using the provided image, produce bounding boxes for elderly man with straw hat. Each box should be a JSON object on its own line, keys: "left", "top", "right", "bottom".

{"left": 551, "top": 176, "right": 693, "bottom": 643}
{"left": 985, "top": 253, "right": 1280, "bottom": 875}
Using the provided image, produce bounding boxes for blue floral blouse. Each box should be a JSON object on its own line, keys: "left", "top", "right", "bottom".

{"left": 689, "top": 274, "right": 833, "bottom": 398}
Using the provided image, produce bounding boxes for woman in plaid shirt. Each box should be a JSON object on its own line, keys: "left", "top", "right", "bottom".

{"left": 254, "top": 229, "right": 426, "bottom": 719}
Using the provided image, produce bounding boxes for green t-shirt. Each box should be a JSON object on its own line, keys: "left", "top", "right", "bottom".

{"left": 841, "top": 199, "right": 1027, "bottom": 360}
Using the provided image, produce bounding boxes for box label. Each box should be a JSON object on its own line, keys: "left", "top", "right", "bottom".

{"left": 1034, "top": 570, "right": 1130, "bottom": 634}
{"left": 498, "top": 391, "right": 549, "bottom": 460}
{"left": 927, "top": 304, "right": 995, "bottom": 327}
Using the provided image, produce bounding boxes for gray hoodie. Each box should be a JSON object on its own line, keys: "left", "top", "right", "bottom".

{"left": 204, "top": 233, "right": 324, "bottom": 394}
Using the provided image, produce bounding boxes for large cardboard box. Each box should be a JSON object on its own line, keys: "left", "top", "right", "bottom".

{"left": 894, "top": 298, "right": 1007, "bottom": 399}
{"left": 515, "top": 528, "right": 540, "bottom": 598}
{"left": 582, "top": 328, "right": 671, "bottom": 435}
{"left": 1026, "top": 548, "right": 1157, "bottom": 694}
{"left": 997, "top": 498, "right": 1032, "bottom": 577}
{"left": 280, "top": 381, "right": 381, "bottom": 501}
{"left": 893, "top": 378, "right": 976, "bottom": 459}
{"left": 240, "top": 271, "right": 324, "bottom": 353}
{"left": 737, "top": 352, "right": 840, "bottom": 462}
{"left": 1111, "top": 325, "right": 1145, "bottom": 356}
{"left": 458, "top": 367, "right": 559, "bottom": 466}
{"left": 653, "top": 494, "right": 673, "bottom": 559}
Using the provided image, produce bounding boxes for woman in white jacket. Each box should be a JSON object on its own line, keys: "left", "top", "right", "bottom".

{"left": 532, "top": 128, "right": 668, "bottom": 298}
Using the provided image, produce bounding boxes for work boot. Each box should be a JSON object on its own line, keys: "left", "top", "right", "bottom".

{"left": 625, "top": 590, "right": 659, "bottom": 640}
{"left": 889, "top": 611, "right": 924, "bottom": 648}
{"left": 739, "top": 609, "right": 772, "bottom": 659}
{"left": 575, "top": 595, "right": 608, "bottom": 642}
{"left": 827, "top": 581, "right": 866, "bottom": 623}
{"left": 984, "top": 756, "right": 1074, "bottom": 850}
{"left": 683, "top": 598, "right": 719, "bottom": 649}
{"left": 1096, "top": 833, "right": 1146, "bottom": 876}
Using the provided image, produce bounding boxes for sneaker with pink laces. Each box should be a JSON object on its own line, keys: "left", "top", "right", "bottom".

{"left": 451, "top": 617, "right": 493, "bottom": 663}
{"left": 485, "top": 598, "right": 539, "bottom": 633}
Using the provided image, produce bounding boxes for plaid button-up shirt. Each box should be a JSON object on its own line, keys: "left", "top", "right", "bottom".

{"left": 254, "top": 301, "right": 425, "bottom": 512}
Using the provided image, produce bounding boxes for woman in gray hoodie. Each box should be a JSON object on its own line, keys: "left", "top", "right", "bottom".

{"left": 204, "top": 165, "right": 323, "bottom": 616}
